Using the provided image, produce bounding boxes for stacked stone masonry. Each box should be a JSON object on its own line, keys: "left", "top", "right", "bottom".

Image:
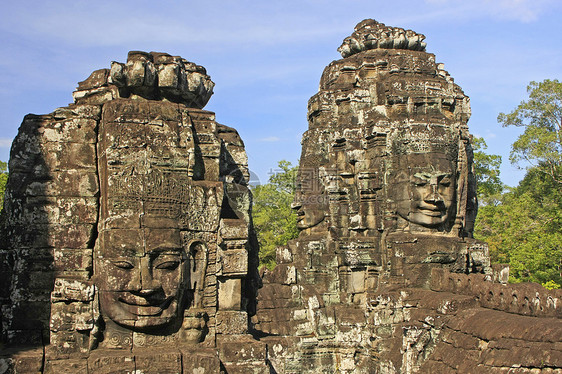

{"left": 251, "top": 19, "right": 561, "bottom": 373}
{"left": 0, "top": 51, "right": 263, "bottom": 373}
{"left": 1, "top": 20, "right": 560, "bottom": 374}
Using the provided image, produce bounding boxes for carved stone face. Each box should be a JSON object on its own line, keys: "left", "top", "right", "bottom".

{"left": 292, "top": 168, "right": 328, "bottom": 230}
{"left": 97, "top": 226, "right": 188, "bottom": 330}
{"left": 292, "top": 193, "right": 327, "bottom": 230}
{"left": 393, "top": 153, "right": 457, "bottom": 229}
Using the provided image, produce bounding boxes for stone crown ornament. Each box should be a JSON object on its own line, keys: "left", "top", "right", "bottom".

{"left": 74, "top": 51, "right": 215, "bottom": 109}
{"left": 338, "top": 19, "right": 427, "bottom": 58}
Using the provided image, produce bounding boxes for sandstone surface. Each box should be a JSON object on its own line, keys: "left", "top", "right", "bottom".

{"left": 0, "top": 51, "right": 264, "bottom": 373}
{"left": 0, "top": 21, "right": 560, "bottom": 374}
{"left": 252, "top": 19, "right": 561, "bottom": 373}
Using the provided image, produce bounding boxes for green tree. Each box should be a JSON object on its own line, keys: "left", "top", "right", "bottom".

{"left": 475, "top": 168, "right": 561, "bottom": 287}
{"left": 472, "top": 137, "right": 504, "bottom": 205}
{"left": 252, "top": 161, "right": 299, "bottom": 269}
{"left": 475, "top": 79, "right": 562, "bottom": 288}
{"left": 498, "top": 79, "right": 562, "bottom": 185}
{"left": 0, "top": 161, "right": 7, "bottom": 213}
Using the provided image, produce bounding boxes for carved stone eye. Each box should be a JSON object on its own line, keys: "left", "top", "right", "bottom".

{"left": 155, "top": 261, "right": 180, "bottom": 270}
{"left": 440, "top": 178, "right": 451, "bottom": 187}
{"left": 112, "top": 260, "right": 134, "bottom": 269}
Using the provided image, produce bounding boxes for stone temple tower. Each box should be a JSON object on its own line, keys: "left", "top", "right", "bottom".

{"left": 253, "top": 19, "right": 560, "bottom": 373}
{"left": 0, "top": 20, "right": 560, "bottom": 374}
{"left": 0, "top": 51, "right": 266, "bottom": 373}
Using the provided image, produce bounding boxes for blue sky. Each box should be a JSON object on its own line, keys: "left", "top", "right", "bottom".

{"left": 1, "top": 0, "right": 561, "bottom": 186}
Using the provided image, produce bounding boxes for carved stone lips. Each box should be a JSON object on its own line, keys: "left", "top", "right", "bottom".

{"left": 418, "top": 206, "right": 445, "bottom": 217}
{"left": 118, "top": 294, "right": 172, "bottom": 316}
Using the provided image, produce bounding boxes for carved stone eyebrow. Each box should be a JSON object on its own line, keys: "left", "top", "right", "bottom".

{"left": 147, "top": 247, "right": 183, "bottom": 255}
{"left": 413, "top": 171, "right": 451, "bottom": 180}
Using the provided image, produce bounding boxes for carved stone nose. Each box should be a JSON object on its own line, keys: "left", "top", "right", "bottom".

{"left": 138, "top": 257, "right": 161, "bottom": 292}
{"left": 425, "top": 185, "right": 443, "bottom": 203}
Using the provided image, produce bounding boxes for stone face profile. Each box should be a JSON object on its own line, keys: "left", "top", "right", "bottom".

{"left": 1, "top": 21, "right": 561, "bottom": 374}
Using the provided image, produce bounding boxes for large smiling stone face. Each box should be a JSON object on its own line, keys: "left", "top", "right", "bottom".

{"left": 96, "top": 225, "right": 188, "bottom": 330}
{"left": 392, "top": 152, "right": 457, "bottom": 229}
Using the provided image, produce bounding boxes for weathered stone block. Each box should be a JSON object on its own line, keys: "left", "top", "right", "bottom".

{"left": 88, "top": 350, "right": 135, "bottom": 373}
{"left": 492, "top": 263, "right": 510, "bottom": 284}
{"left": 102, "top": 99, "right": 181, "bottom": 124}
{"left": 276, "top": 246, "right": 293, "bottom": 264}
{"left": 50, "top": 301, "right": 94, "bottom": 333}
{"left": 73, "top": 87, "right": 118, "bottom": 105}
{"left": 53, "top": 105, "right": 102, "bottom": 120}
{"left": 8, "top": 301, "right": 52, "bottom": 330}
{"left": 49, "top": 330, "right": 90, "bottom": 355}
{"left": 24, "top": 171, "right": 98, "bottom": 198}
{"left": 219, "top": 336, "right": 267, "bottom": 362}
{"left": 215, "top": 311, "right": 248, "bottom": 335}
{"left": 0, "top": 348, "right": 44, "bottom": 374}
{"left": 219, "top": 219, "right": 249, "bottom": 240}
{"left": 51, "top": 279, "right": 94, "bottom": 303}
{"left": 53, "top": 248, "right": 93, "bottom": 274}
{"left": 44, "top": 358, "right": 88, "bottom": 374}
{"left": 53, "top": 142, "right": 97, "bottom": 169}
{"left": 14, "top": 224, "right": 95, "bottom": 249}
{"left": 203, "top": 157, "right": 220, "bottom": 180}
{"left": 218, "top": 248, "right": 248, "bottom": 276}
{"left": 40, "top": 117, "right": 99, "bottom": 144}
{"left": 77, "top": 68, "right": 110, "bottom": 90}
{"left": 218, "top": 278, "right": 242, "bottom": 310}
{"left": 134, "top": 349, "right": 182, "bottom": 374}
{"left": 4, "top": 328, "right": 44, "bottom": 347}
{"left": 190, "top": 114, "right": 217, "bottom": 130}
{"left": 180, "top": 349, "right": 220, "bottom": 374}
{"left": 267, "top": 264, "right": 297, "bottom": 285}
{"left": 0, "top": 252, "right": 15, "bottom": 299}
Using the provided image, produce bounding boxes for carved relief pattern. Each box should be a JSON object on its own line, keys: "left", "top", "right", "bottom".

{"left": 0, "top": 51, "right": 262, "bottom": 372}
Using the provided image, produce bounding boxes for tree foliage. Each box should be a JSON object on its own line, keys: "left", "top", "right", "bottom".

{"left": 475, "top": 79, "right": 562, "bottom": 288}
{"left": 0, "top": 161, "right": 7, "bottom": 213}
{"left": 498, "top": 79, "right": 562, "bottom": 184}
{"left": 252, "top": 161, "right": 298, "bottom": 269}
{"left": 475, "top": 167, "right": 562, "bottom": 287}
{"left": 472, "top": 137, "right": 504, "bottom": 204}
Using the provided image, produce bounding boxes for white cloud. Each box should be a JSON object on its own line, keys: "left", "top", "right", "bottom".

{"left": 259, "top": 136, "right": 281, "bottom": 142}
{"left": 422, "top": 0, "right": 557, "bottom": 22}
{"left": 0, "top": 138, "right": 12, "bottom": 148}
{"left": 487, "top": 0, "right": 545, "bottom": 22}
{"left": 0, "top": 1, "right": 347, "bottom": 49}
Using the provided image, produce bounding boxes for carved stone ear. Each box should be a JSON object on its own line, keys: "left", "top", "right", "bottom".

{"left": 188, "top": 241, "right": 208, "bottom": 309}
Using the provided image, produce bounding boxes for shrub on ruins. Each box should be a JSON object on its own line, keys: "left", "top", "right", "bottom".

{"left": 0, "top": 160, "right": 7, "bottom": 213}
{"left": 252, "top": 160, "right": 299, "bottom": 269}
